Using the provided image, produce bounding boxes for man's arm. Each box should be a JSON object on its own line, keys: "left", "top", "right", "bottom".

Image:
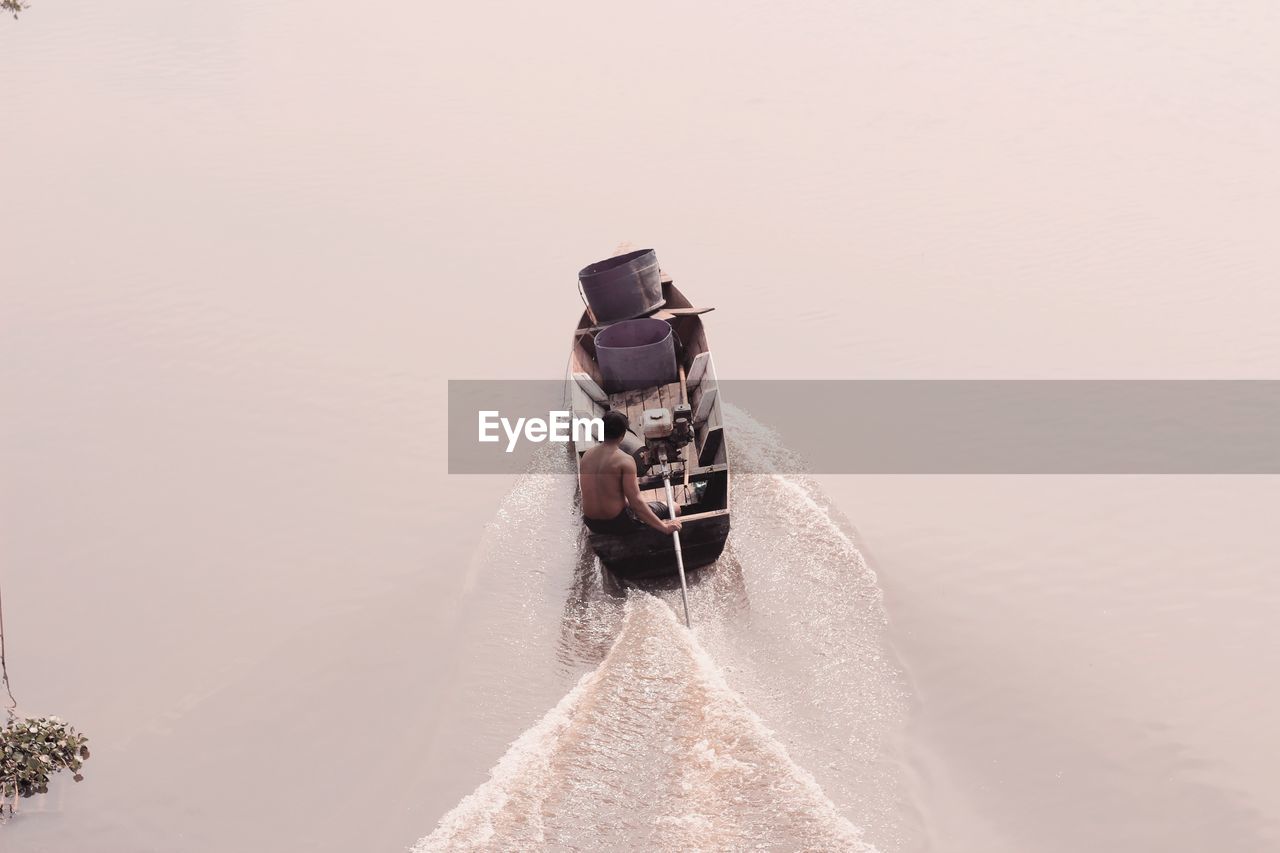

{"left": 620, "top": 456, "right": 681, "bottom": 533}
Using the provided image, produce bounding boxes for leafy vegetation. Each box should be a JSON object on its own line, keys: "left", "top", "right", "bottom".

{"left": 3, "top": 2, "right": 28, "bottom": 20}
{"left": 1, "top": 716, "right": 90, "bottom": 817}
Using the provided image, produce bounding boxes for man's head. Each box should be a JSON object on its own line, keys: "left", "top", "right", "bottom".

{"left": 602, "top": 410, "right": 630, "bottom": 442}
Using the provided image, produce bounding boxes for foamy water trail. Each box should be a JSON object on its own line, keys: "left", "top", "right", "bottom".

{"left": 415, "top": 594, "right": 877, "bottom": 852}
{"left": 686, "top": 405, "right": 911, "bottom": 846}
{"left": 421, "top": 410, "right": 910, "bottom": 850}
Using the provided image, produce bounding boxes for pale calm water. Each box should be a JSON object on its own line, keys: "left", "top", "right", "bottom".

{"left": 3, "top": 1, "right": 1279, "bottom": 851}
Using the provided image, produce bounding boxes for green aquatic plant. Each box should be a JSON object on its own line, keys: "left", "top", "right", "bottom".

{"left": 0, "top": 716, "right": 89, "bottom": 816}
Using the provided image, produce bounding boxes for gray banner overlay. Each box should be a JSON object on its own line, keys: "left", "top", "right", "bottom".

{"left": 448, "top": 380, "right": 1280, "bottom": 474}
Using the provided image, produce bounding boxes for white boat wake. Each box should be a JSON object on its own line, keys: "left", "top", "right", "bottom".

{"left": 414, "top": 593, "right": 877, "bottom": 852}
{"left": 415, "top": 407, "right": 907, "bottom": 851}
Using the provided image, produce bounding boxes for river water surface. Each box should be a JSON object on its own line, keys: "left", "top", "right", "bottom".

{"left": 3, "top": 2, "right": 1279, "bottom": 851}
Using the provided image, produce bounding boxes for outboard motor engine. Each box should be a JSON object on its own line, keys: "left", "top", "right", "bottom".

{"left": 635, "top": 403, "right": 695, "bottom": 475}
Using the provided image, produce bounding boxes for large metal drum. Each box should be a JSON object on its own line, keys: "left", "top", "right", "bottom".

{"left": 595, "top": 318, "right": 678, "bottom": 393}
{"left": 578, "top": 249, "right": 664, "bottom": 323}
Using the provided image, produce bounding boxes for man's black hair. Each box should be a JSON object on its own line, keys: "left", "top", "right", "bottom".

{"left": 602, "top": 410, "right": 630, "bottom": 441}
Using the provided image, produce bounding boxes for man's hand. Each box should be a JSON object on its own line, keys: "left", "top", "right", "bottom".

{"left": 662, "top": 518, "right": 682, "bottom": 534}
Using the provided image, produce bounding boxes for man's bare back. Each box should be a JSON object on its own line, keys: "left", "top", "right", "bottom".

{"left": 579, "top": 432, "right": 681, "bottom": 534}
{"left": 579, "top": 443, "right": 631, "bottom": 519}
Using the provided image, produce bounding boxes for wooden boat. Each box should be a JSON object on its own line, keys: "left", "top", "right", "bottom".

{"left": 566, "top": 256, "right": 730, "bottom": 582}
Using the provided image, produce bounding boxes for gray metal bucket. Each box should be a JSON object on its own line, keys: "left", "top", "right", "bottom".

{"left": 595, "top": 318, "right": 677, "bottom": 393}
{"left": 578, "top": 249, "right": 664, "bottom": 323}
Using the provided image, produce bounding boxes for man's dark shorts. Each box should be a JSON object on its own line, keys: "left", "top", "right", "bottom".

{"left": 583, "top": 502, "right": 671, "bottom": 534}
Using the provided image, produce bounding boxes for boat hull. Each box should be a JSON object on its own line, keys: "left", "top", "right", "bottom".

{"left": 587, "top": 513, "right": 730, "bottom": 582}
{"left": 568, "top": 257, "right": 730, "bottom": 583}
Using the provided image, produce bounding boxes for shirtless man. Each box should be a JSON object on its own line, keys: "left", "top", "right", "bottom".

{"left": 580, "top": 410, "right": 682, "bottom": 535}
